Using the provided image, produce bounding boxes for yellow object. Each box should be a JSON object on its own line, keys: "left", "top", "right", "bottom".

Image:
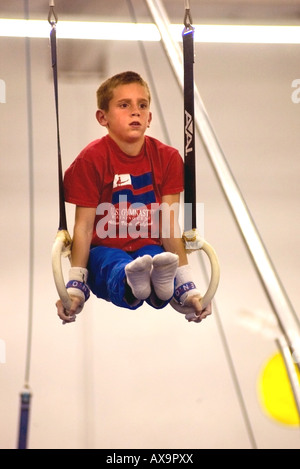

{"left": 258, "top": 352, "right": 300, "bottom": 427}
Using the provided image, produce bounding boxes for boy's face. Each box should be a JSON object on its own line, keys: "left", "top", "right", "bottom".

{"left": 96, "top": 83, "right": 152, "bottom": 147}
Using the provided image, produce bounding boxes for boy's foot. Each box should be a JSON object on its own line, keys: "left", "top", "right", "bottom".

{"left": 151, "top": 252, "right": 179, "bottom": 301}
{"left": 125, "top": 255, "right": 153, "bottom": 300}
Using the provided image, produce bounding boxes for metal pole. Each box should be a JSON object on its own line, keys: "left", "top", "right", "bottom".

{"left": 276, "top": 337, "right": 300, "bottom": 423}
{"left": 144, "top": 0, "right": 300, "bottom": 359}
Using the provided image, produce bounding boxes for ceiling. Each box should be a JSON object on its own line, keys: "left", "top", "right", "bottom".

{"left": 1, "top": 0, "right": 300, "bottom": 24}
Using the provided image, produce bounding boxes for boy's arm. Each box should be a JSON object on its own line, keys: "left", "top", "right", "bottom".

{"left": 160, "top": 193, "right": 188, "bottom": 266}
{"left": 160, "top": 194, "right": 212, "bottom": 321}
{"left": 56, "top": 206, "right": 96, "bottom": 323}
{"left": 71, "top": 206, "right": 96, "bottom": 267}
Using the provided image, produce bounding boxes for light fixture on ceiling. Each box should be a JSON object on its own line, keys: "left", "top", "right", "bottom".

{"left": 0, "top": 19, "right": 299, "bottom": 44}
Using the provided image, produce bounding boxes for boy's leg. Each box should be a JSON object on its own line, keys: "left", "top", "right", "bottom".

{"left": 88, "top": 246, "right": 143, "bottom": 309}
{"left": 151, "top": 251, "right": 179, "bottom": 300}
{"left": 88, "top": 245, "right": 178, "bottom": 310}
{"left": 133, "top": 245, "right": 178, "bottom": 308}
{"left": 125, "top": 255, "right": 153, "bottom": 300}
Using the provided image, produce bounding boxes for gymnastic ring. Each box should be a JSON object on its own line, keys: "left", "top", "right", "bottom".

{"left": 198, "top": 239, "right": 220, "bottom": 309}
{"left": 51, "top": 229, "right": 72, "bottom": 311}
{"left": 170, "top": 238, "right": 220, "bottom": 314}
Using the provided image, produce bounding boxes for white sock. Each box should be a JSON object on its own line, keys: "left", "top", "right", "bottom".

{"left": 151, "top": 252, "right": 179, "bottom": 301}
{"left": 125, "top": 255, "right": 153, "bottom": 300}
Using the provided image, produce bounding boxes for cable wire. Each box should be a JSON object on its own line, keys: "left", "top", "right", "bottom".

{"left": 126, "top": 0, "right": 172, "bottom": 147}
{"left": 17, "top": 0, "right": 34, "bottom": 450}
{"left": 197, "top": 254, "right": 258, "bottom": 448}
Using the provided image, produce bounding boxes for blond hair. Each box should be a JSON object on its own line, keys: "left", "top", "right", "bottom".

{"left": 96, "top": 71, "right": 151, "bottom": 111}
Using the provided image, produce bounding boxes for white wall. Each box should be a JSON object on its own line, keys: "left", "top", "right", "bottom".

{"left": 0, "top": 35, "right": 300, "bottom": 449}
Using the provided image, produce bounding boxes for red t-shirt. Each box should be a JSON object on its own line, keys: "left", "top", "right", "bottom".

{"left": 64, "top": 135, "right": 184, "bottom": 251}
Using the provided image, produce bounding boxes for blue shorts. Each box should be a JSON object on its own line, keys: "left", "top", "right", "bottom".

{"left": 87, "top": 244, "right": 169, "bottom": 310}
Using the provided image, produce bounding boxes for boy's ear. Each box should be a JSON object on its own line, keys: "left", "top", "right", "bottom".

{"left": 96, "top": 109, "right": 108, "bottom": 127}
{"left": 147, "top": 111, "right": 152, "bottom": 128}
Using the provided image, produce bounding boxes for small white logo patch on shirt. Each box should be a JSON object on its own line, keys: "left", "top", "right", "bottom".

{"left": 113, "top": 174, "right": 132, "bottom": 188}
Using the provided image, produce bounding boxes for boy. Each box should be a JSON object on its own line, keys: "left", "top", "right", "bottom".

{"left": 56, "top": 71, "right": 211, "bottom": 323}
